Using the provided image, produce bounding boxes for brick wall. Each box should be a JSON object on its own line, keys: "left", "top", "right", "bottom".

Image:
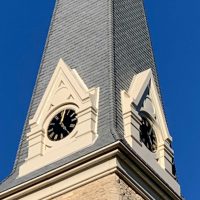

{"left": 53, "top": 174, "right": 144, "bottom": 200}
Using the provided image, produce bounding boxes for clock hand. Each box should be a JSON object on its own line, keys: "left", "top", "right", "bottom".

{"left": 60, "top": 110, "right": 66, "bottom": 124}
{"left": 147, "top": 127, "right": 153, "bottom": 147}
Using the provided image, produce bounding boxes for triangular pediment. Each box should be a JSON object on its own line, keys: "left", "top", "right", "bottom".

{"left": 128, "top": 69, "right": 152, "bottom": 107}
{"left": 121, "top": 69, "right": 176, "bottom": 178}
{"left": 19, "top": 59, "right": 99, "bottom": 176}
{"left": 121, "top": 68, "right": 172, "bottom": 143}
{"left": 29, "top": 58, "right": 97, "bottom": 127}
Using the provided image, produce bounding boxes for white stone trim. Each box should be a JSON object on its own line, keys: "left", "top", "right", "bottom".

{"left": 19, "top": 59, "right": 99, "bottom": 177}
{"left": 121, "top": 69, "right": 174, "bottom": 175}
{"left": 0, "top": 142, "right": 181, "bottom": 200}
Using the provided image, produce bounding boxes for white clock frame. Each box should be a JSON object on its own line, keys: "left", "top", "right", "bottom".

{"left": 19, "top": 59, "right": 99, "bottom": 177}
{"left": 121, "top": 69, "right": 174, "bottom": 176}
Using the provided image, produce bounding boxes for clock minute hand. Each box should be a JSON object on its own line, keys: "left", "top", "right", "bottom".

{"left": 60, "top": 110, "right": 66, "bottom": 124}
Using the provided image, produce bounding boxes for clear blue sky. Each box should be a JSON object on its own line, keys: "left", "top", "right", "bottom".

{"left": 0, "top": 1, "right": 199, "bottom": 199}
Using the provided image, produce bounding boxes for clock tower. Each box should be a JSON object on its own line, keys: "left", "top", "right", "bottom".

{"left": 0, "top": 0, "right": 183, "bottom": 199}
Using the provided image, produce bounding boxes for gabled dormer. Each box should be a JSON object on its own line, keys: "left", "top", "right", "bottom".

{"left": 121, "top": 69, "right": 175, "bottom": 177}
{"left": 19, "top": 59, "right": 99, "bottom": 176}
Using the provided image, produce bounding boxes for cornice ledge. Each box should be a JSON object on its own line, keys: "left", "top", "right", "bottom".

{"left": 0, "top": 141, "right": 182, "bottom": 200}
{"left": 118, "top": 141, "right": 182, "bottom": 200}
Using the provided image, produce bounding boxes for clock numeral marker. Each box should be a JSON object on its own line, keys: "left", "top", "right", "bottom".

{"left": 55, "top": 116, "right": 59, "bottom": 120}
{"left": 70, "top": 113, "right": 75, "bottom": 118}
{"left": 60, "top": 133, "right": 64, "bottom": 139}
{"left": 71, "top": 118, "right": 77, "bottom": 122}
{"left": 50, "top": 122, "right": 55, "bottom": 126}
{"left": 54, "top": 134, "right": 58, "bottom": 140}
{"left": 66, "top": 110, "right": 70, "bottom": 116}
{"left": 70, "top": 123, "right": 75, "bottom": 128}
{"left": 48, "top": 128, "right": 53, "bottom": 133}
{"left": 49, "top": 132, "right": 55, "bottom": 138}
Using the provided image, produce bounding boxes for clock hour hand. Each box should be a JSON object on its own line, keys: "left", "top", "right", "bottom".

{"left": 147, "top": 128, "right": 153, "bottom": 144}
{"left": 60, "top": 110, "right": 66, "bottom": 124}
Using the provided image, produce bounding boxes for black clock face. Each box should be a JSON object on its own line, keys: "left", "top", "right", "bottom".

{"left": 47, "top": 109, "right": 78, "bottom": 141}
{"left": 140, "top": 117, "right": 157, "bottom": 152}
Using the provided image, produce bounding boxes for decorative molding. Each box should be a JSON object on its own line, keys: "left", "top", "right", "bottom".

{"left": 0, "top": 142, "right": 181, "bottom": 200}
{"left": 121, "top": 69, "right": 174, "bottom": 176}
{"left": 19, "top": 59, "right": 99, "bottom": 177}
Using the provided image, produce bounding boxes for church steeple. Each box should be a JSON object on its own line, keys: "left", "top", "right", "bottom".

{"left": 0, "top": 1, "right": 182, "bottom": 199}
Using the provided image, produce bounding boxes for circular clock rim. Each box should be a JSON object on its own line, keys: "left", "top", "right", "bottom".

{"left": 47, "top": 108, "right": 78, "bottom": 142}
{"left": 139, "top": 115, "right": 157, "bottom": 153}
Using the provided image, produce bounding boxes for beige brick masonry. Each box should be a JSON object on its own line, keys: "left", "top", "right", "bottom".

{"left": 52, "top": 174, "right": 144, "bottom": 200}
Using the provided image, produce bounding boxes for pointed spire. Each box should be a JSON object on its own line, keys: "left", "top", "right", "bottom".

{"left": 0, "top": 0, "right": 167, "bottom": 193}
